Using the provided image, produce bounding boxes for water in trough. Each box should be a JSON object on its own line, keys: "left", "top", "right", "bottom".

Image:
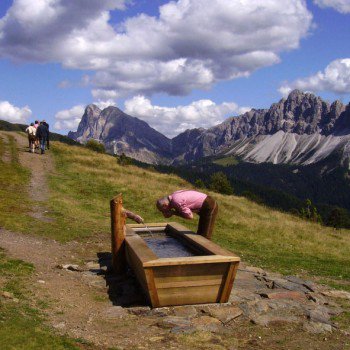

{"left": 142, "top": 234, "right": 197, "bottom": 258}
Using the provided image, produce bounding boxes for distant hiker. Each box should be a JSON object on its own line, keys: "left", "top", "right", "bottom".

{"left": 42, "top": 120, "right": 50, "bottom": 149}
{"left": 156, "top": 190, "right": 218, "bottom": 240}
{"left": 25, "top": 122, "right": 36, "bottom": 153}
{"left": 34, "top": 120, "right": 40, "bottom": 149}
{"left": 36, "top": 121, "right": 49, "bottom": 154}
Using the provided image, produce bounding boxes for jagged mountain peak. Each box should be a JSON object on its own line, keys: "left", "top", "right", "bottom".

{"left": 85, "top": 103, "right": 101, "bottom": 112}
{"left": 171, "top": 91, "right": 350, "bottom": 165}
{"left": 69, "top": 104, "right": 171, "bottom": 164}
{"left": 69, "top": 90, "right": 350, "bottom": 166}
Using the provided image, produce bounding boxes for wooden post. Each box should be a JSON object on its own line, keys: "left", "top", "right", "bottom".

{"left": 219, "top": 262, "right": 239, "bottom": 303}
{"left": 110, "top": 194, "right": 126, "bottom": 274}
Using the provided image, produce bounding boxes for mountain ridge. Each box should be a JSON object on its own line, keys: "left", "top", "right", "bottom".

{"left": 68, "top": 104, "right": 172, "bottom": 164}
{"left": 68, "top": 90, "right": 350, "bottom": 167}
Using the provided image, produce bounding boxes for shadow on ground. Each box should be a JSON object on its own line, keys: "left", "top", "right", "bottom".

{"left": 97, "top": 252, "right": 148, "bottom": 307}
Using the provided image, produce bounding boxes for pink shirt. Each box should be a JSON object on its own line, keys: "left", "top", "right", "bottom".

{"left": 168, "top": 190, "right": 207, "bottom": 219}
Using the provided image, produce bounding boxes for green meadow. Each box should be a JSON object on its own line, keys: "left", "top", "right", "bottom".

{"left": 1, "top": 133, "right": 350, "bottom": 284}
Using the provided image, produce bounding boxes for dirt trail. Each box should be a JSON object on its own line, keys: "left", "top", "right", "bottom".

{"left": 0, "top": 132, "right": 349, "bottom": 350}
{"left": 0, "top": 131, "right": 54, "bottom": 222}
{"left": 0, "top": 131, "right": 53, "bottom": 202}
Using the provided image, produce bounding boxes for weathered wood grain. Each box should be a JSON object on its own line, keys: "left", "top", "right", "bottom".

{"left": 110, "top": 194, "right": 126, "bottom": 274}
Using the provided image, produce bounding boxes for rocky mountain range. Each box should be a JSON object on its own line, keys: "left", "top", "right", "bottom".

{"left": 69, "top": 90, "right": 350, "bottom": 168}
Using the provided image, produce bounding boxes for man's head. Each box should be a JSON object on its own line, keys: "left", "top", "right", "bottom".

{"left": 156, "top": 196, "right": 170, "bottom": 213}
{"left": 35, "top": 120, "right": 39, "bottom": 124}
{"left": 30, "top": 122, "right": 34, "bottom": 126}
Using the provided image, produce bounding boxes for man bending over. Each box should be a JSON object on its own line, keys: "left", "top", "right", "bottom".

{"left": 156, "top": 190, "right": 218, "bottom": 240}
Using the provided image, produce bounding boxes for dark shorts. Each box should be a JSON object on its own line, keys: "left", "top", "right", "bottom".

{"left": 28, "top": 134, "right": 36, "bottom": 142}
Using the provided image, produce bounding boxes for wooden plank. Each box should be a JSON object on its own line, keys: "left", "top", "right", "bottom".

{"left": 219, "top": 261, "right": 240, "bottom": 303}
{"left": 110, "top": 194, "right": 126, "bottom": 274}
{"left": 127, "top": 223, "right": 167, "bottom": 228}
{"left": 165, "top": 222, "right": 194, "bottom": 233}
{"left": 144, "top": 255, "right": 239, "bottom": 267}
{"left": 153, "top": 262, "right": 227, "bottom": 279}
{"left": 157, "top": 285, "right": 221, "bottom": 306}
{"left": 144, "top": 268, "right": 160, "bottom": 308}
{"left": 130, "top": 227, "right": 166, "bottom": 232}
{"left": 155, "top": 273, "right": 225, "bottom": 284}
{"left": 156, "top": 278, "right": 223, "bottom": 289}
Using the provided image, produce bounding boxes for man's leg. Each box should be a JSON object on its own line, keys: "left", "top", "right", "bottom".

{"left": 40, "top": 138, "right": 46, "bottom": 154}
{"left": 197, "top": 196, "right": 218, "bottom": 240}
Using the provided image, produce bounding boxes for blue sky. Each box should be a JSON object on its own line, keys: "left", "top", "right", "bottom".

{"left": 0, "top": 0, "right": 349, "bottom": 138}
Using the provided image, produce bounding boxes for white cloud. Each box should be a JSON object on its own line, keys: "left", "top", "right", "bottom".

{"left": 54, "top": 104, "right": 85, "bottom": 130}
{"left": 0, "top": 100, "right": 32, "bottom": 123}
{"left": 314, "top": 0, "right": 350, "bottom": 13}
{"left": 91, "top": 89, "right": 119, "bottom": 100}
{"left": 94, "top": 99, "right": 117, "bottom": 110}
{"left": 124, "top": 95, "right": 250, "bottom": 137}
{"left": 279, "top": 58, "right": 350, "bottom": 96}
{"left": 0, "top": 0, "right": 313, "bottom": 97}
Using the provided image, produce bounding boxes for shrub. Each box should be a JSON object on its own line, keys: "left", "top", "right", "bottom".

{"left": 194, "top": 179, "right": 206, "bottom": 189}
{"left": 209, "top": 172, "right": 233, "bottom": 195}
{"left": 300, "top": 199, "right": 322, "bottom": 224}
{"left": 327, "top": 207, "right": 350, "bottom": 229}
{"left": 117, "top": 153, "right": 134, "bottom": 166}
{"left": 85, "top": 139, "right": 105, "bottom": 153}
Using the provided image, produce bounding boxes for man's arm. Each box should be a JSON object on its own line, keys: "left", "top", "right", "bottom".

{"left": 171, "top": 202, "right": 194, "bottom": 219}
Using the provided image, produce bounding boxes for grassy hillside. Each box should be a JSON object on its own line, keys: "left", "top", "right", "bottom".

{"left": 169, "top": 154, "right": 350, "bottom": 226}
{"left": 1, "top": 133, "right": 350, "bottom": 287}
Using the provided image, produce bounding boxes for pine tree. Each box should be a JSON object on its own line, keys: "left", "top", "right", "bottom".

{"left": 209, "top": 172, "right": 233, "bottom": 195}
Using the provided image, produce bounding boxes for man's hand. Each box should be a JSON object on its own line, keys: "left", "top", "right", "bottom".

{"left": 161, "top": 209, "right": 174, "bottom": 218}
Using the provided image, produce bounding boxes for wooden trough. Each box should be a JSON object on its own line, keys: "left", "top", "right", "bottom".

{"left": 111, "top": 195, "right": 240, "bottom": 307}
